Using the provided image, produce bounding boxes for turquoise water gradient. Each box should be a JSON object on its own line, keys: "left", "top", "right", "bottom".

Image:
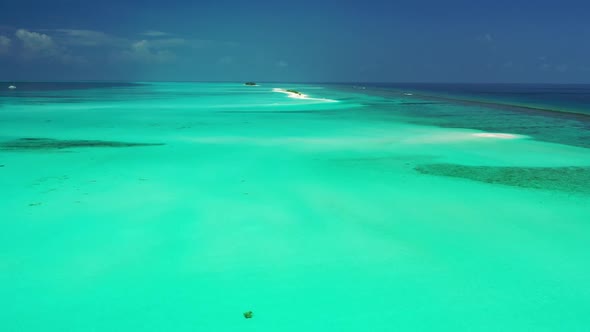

{"left": 1, "top": 83, "right": 590, "bottom": 331}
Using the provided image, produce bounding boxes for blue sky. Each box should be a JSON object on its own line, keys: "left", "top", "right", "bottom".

{"left": 1, "top": 0, "right": 589, "bottom": 82}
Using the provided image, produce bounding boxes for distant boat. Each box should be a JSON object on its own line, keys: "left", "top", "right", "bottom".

{"left": 403, "top": 92, "right": 413, "bottom": 96}
{"left": 8, "top": 85, "right": 16, "bottom": 90}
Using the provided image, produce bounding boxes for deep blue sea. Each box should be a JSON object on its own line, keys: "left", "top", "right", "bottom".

{"left": 372, "top": 83, "right": 590, "bottom": 114}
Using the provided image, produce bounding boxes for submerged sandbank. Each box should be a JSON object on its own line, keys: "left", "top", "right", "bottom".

{"left": 403, "top": 131, "right": 526, "bottom": 144}
{"left": 472, "top": 133, "right": 521, "bottom": 139}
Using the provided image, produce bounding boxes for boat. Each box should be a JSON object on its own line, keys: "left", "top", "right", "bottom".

{"left": 8, "top": 85, "right": 16, "bottom": 89}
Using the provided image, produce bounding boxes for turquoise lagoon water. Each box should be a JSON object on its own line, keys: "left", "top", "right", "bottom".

{"left": 1, "top": 82, "right": 589, "bottom": 331}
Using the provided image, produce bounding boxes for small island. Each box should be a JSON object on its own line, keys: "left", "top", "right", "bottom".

{"left": 272, "top": 88, "right": 313, "bottom": 100}
{"left": 244, "top": 82, "right": 257, "bottom": 86}
{"left": 285, "top": 89, "right": 303, "bottom": 96}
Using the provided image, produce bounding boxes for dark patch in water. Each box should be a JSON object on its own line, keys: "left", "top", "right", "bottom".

{"left": 217, "top": 110, "right": 337, "bottom": 114}
{"left": 400, "top": 102, "right": 445, "bottom": 105}
{"left": 415, "top": 163, "right": 590, "bottom": 194}
{"left": 0, "top": 138, "right": 165, "bottom": 151}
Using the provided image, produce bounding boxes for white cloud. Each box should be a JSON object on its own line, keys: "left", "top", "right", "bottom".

{"left": 142, "top": 30, "right": 169, "bottom": 37}
{"left": 14, "top": 29, "right": 85, "bottom": 64}
{"left": 0, "top": 35, "right": 11, "bottom": 54}
{"left": 51, "top": 29, "right": 116, "bottom": 47}
{"left": 118, "top": 40, "right": 176, "bottom": 63}
{"left": 16, "top": 29, "right": 58, "bottom": 56}
{"left": 7, "top": 27, "right": 235, "bottom": 65}
{"left": 114, "top": 37, "right": 193, "bottom": 64}
{"left": 148, "top": 38, "right": 186, "bottom": 48}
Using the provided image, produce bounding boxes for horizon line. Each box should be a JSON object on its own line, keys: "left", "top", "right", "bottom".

{"left": 2, "top": 80, "right": 590, "bottom": 85}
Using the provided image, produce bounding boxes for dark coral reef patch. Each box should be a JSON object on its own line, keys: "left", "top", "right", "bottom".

{"left": 0, "top": 138, "right": 164, "bottom": 151}
{"left": 415, "top": 163, "right": 590, "bottom": 194}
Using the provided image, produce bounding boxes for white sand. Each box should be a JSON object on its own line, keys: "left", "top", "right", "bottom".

{"left": 472, "top": 133, "right": 520, "bottom": 139}
{"left": 273, "top": 88, "right": 338, "bottom": 102}
{"left": 404, "top": 131, "right": 525, "bottom": 144}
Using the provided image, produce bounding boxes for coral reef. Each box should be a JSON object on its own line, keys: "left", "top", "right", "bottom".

{"left": 415, "top": 163, "right": 590, "bottom": 194}
{"left": 0, "top": 138, "right": 164, "bottom": 151}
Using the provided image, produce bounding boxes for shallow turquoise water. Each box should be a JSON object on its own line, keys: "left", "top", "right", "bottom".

{"left": 1, "top": 83, "right": 590, "bottom": 331}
